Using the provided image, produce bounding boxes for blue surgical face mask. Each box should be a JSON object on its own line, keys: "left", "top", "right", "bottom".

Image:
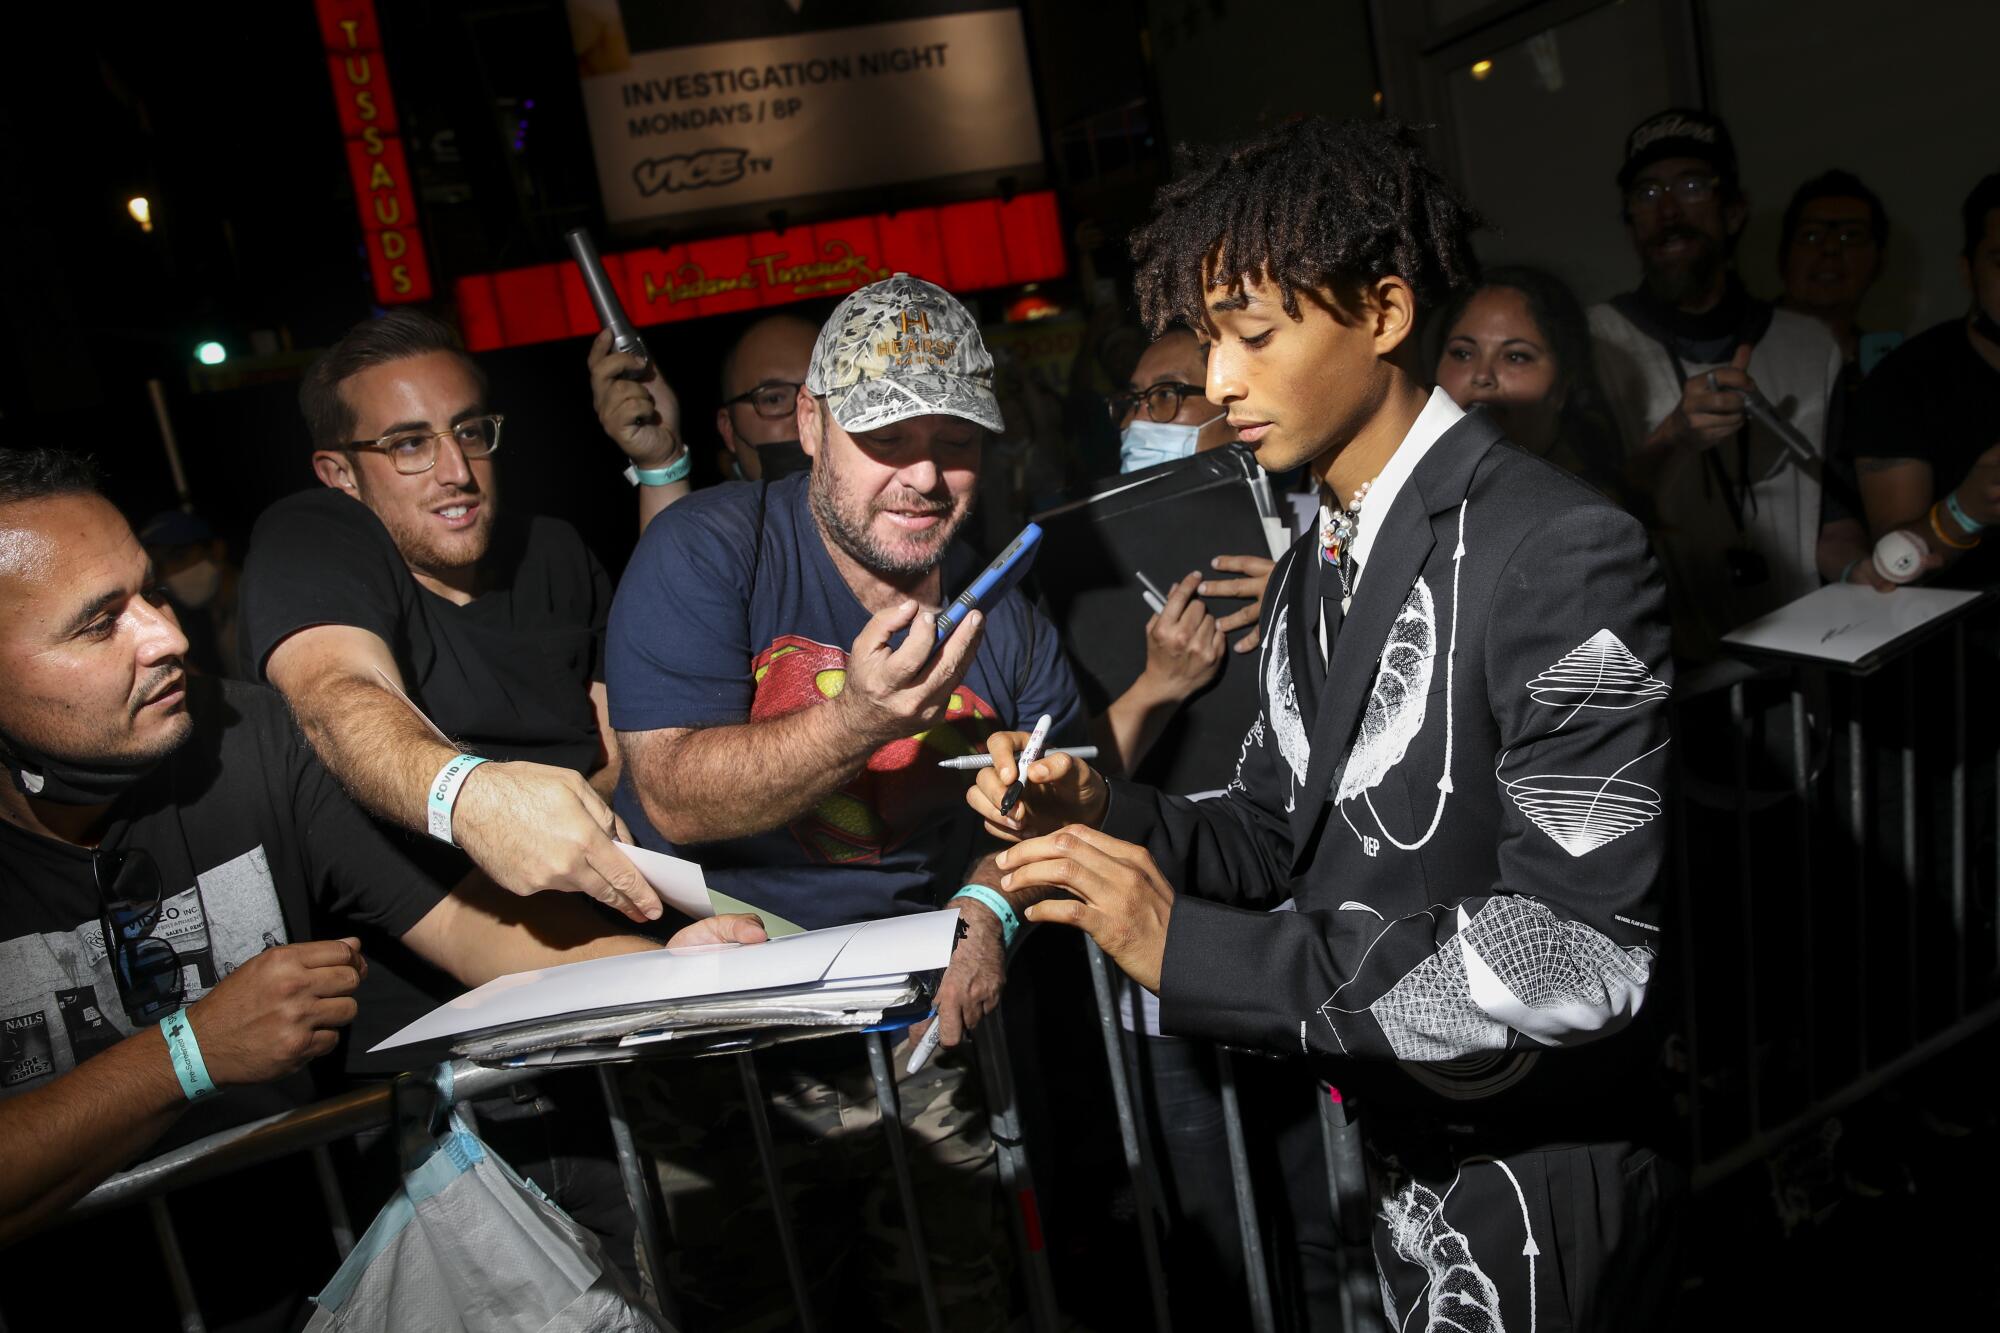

{"left": 1119, "top": 413, "right": 1223, "bottom": 473}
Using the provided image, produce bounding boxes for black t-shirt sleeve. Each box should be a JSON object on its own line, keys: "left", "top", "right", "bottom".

{"left": 1845, "top": 331, "right": 1935, "bottom": 465}
{"left": 587, "top": 544, "right": 613, "bottom": 685}
{"left": 274, "top": 699, "right": 447, "bottom": 938}
{"left": 238, "top": 490, "right": 413, "bottom": 682}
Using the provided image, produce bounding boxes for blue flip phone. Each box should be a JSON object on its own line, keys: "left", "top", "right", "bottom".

{"left": 936, "top": 523, "right": 1043, "bottom": 643}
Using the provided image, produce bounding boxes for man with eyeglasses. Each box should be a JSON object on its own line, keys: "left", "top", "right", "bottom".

{"left": 587, "top": 313, "right": 816, "bottom": 529}
{"left": 240, "top": 311, "right": 655, "bottom": 942}
{"left": 1774, "top": 170, "right": 1900, "bottom": 582}
{"left": 711, "top": 312, "right": 819, "bottom": 485}
{"left": 0, "top": 447, "right": 762, "bottom": 1317}
{"left": 1588, "top": 108, "right": 1853, "bottom": 657}
{"left": 1778, "top": 170, "right": 1895, "bottom": 374}
{"left": 235, "top": 310, "right": 678, "bottom": 1285}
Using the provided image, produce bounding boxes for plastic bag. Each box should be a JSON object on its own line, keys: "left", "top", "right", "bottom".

{"left": 306, "top": 1117, "right": 663, "bottom": 1333}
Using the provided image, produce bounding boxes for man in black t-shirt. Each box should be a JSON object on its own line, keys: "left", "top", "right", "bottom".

{"left": 0, "top": 449, "right": 760, "bottom": 1318}
{"left": 1850, "top": 173, "right": 2000, "bottom": 588}
{"left": 239, "top": 308, "right": 664, "bottom": 928}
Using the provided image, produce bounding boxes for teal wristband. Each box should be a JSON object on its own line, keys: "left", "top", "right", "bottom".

{"left": 1837, "top": 557, "right": 1862, "bottom": 585}
{"left": 952, "top": 885, "right": 1019, "bottom": 947}
{"left": 1945, "top": 490, "right": 1985, "bottom": 535}
{"left": 160, "top": 1008, "right": 217, "bottom": 1101}
{"left": 426, "top": 753, "right": 489, "bottom": 845}
{"left": 624, "top": 452, "right": 691, "bottom": 487}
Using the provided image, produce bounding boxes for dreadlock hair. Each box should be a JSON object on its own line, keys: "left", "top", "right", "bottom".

{"left": 1130, "top": 118, "right": 1481, "bottom": 340}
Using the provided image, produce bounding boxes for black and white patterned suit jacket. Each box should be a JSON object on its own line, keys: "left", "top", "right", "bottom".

{"left": 1102, "top": 408, "right": 1675, "bottom": 1125}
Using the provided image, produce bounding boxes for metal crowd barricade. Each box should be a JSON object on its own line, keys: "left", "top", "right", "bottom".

{"left": 44, "top": 599, "right": 2000, "bottom": 1330}
{"left": 40, "top": 993, "right": 1057, "bottom": 1332}
{"left": 1072, "top": 599, "right": 2000, "bottom": 1332}
{"left": 1083, "top": 940, "right": 1377, "bottom": 1333}
{"left": 1673, "top": 597, "right": 2000, "bottom": 1190}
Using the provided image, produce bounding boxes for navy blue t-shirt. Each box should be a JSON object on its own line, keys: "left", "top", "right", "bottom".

{"left": 607, "top": 474, "right": 1082, "bottom": 929}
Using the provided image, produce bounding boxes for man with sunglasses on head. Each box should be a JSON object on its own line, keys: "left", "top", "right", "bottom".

{"left": 1587, "top": 108, "right": 1855, "bottom": 657}
{"left": 0, "top": 448, "right": 760, "bottom": 1315}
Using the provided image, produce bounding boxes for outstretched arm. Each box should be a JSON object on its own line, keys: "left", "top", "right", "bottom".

{"left": 266, "top": 624, "right": 661, "bottom": 921}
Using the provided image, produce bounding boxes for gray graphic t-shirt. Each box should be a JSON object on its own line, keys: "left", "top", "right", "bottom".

{"left": 0, "top": 678, "right": 444, "bottom": 1115}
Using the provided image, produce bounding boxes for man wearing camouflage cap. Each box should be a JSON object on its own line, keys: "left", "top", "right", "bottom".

{"left": 605, "top": 275, "right": 1080, "bottom": 1328}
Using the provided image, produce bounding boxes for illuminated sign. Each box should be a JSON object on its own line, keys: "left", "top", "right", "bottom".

{"left": 315, "top": 0, "right": 432, "bottom": 303}
{"left": 568, "top": 1, "right": 1044, "bottom": 229}
{"left": 455, "top": 190, "right": 1066, "bottom": 352}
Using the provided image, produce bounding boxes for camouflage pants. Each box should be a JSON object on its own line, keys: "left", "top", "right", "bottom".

{"left": 621, "top": 1039, "right": 1013, "bottom": 1332}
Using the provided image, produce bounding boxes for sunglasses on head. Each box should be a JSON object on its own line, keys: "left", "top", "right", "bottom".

{"left": 94, "top": 845, "right": 183, "bottom": 1025}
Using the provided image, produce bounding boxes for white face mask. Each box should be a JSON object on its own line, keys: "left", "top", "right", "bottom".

{"left": 165, "top": 560, "right": 221, "bottom": 609}
{"left": 1119, "top": 412, "right": 1224, "bottom": 473}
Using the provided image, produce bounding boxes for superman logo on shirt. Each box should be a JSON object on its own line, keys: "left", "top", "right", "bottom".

{"left": 750, "top": 634, "right": 998, "bottom": 864}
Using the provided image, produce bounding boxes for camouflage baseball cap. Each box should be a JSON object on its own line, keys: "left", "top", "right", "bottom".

{"left": 805, "top": 274, "right": 1005, "bottom": 435}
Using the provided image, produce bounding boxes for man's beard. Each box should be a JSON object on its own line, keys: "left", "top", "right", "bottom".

{"left": 1642, "top": 225, "right": 1726, "bottom": 307}
{"left": 809, "top": 462, "right": 971, "bottom": 578}
{"left": 361, "top": 482, "right": 495, "bottom": 579}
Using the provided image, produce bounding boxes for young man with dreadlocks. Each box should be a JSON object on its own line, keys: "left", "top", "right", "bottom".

{"left": 966, "top": 118, "right": 1683, "bottom": 1329}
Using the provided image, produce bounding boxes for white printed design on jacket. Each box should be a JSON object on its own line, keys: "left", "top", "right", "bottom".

{"left": 1319, "top": 897, "right": 1652, "bottom": 1062}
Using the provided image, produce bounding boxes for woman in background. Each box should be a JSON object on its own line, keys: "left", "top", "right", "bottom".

{"left": 1434, "top": 264, "right": 1631, "bottom": 509}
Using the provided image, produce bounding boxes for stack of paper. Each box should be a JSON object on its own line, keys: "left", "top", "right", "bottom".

{"left": 369, "top": 910, "right": 960, "bottom": 1067}
{"left": 1721, "top": 582, "right": 1984, "bottom": 669}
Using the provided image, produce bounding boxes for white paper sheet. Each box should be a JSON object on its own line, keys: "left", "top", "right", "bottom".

{"left": 1721, "top": 582, "right": 1982, "bottom": 666}
{"left": 613, "top": 840, "right": 714, "bottom": 920}
{"left": 369, "top": 909, "right": 961, "bottom": 1053}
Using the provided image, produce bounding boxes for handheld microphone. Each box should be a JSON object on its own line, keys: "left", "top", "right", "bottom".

{"left": 564, "top": 228, "right": 649, "bottom": 366}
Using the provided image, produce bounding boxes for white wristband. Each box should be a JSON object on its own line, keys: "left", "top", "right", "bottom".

{"left": 426, "top": 754, "right": 489, "bottom": 845}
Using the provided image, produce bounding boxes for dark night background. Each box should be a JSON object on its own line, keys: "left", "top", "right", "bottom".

{"left": 0, "top": 0, "right": 1176, "bottom": 582}
{"left": 5, "top": 2, "right": 1999, "bottom": 1327}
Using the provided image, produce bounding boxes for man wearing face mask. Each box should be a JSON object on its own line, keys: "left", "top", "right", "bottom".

{"left": 591, "top": 312, "right": 817, "bottom": 523}
{"left": 0, "top": 447, "right": 764, "bottom": 1321}
{"left": 138, "top": 510, "right": 240, "bottom": 679}
{"left": 712, "top": 313, "right": 819, "bottom": 485}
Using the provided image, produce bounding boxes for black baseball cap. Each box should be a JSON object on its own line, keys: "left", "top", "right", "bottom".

{"left": 1618, "top": 108, "right": 1738, "bottom": 191}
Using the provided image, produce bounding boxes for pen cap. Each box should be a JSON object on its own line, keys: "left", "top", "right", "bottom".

{"left": 564, "top": 228, "right": 643, "bottom": 354}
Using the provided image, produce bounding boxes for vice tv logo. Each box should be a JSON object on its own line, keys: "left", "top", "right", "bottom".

{"left": 633, "top": 147, "right": 772, "bottom": 196}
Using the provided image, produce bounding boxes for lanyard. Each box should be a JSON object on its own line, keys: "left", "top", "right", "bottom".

{"left": 1662, "top": 345, "right": 1757, "bottom": 536}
